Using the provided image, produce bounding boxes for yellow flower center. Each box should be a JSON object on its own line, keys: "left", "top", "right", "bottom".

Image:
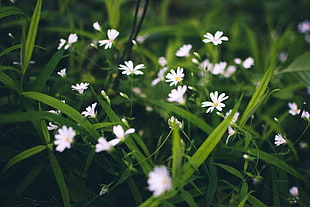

{"left": 175, "top": 77, "right": 181, "bottom": 81}
{"left": 65, "top": 137, "right": 70, "bottom": 143}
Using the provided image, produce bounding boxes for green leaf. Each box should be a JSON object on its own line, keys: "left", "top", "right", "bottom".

{"left": 30, "top": 49, "right": 65, "bottom": 91}
{"left": 0, "top": 71, "right": 21, "bottom": 93}
{"left": 2, "top": 145, "right": 46, "bottom": 174}
{"left": 13, "top": 164, "right": 44, "bottom": 197}
{"left": 237, "top": 191, "right": 252, "bottom": 207}
{"left": 180, "top": 189, "right": 198, "bottom": 207}
{"left": 279, "top": 52, "right": 310, "bottom": 86}
{"left": 181, "top": 96, "right": 241, "bottom": 183}
{"left": 239, "top": 63, "right": 274, "bottom": 127}
{"left": 92, "top": 88, "right": 152, "bottom": 174}
{"left": 0, "top": 44, "right": 21, "bottom": 57}
{"left": 48, "top": 150, "right": 70, "bottom": 207}
{"left": 172, "top": 128, "right": 182, "bottom": 182}
{"left": 145, "top": 99, "right": 213, "bottom": 135}
{"left": 21, "top": 0, "right": 42, "bottom": 75}
{"left": 22, "top": 91, "right": 100, "bottom": 141}
{"left": 0, "top": 6, "right": 24, "bottom": 19}
{"left": 214, "top": 163, "right": 243, "bottom": 180}
{"left": 248, "top": 149, "right": 306, "bottom": 181}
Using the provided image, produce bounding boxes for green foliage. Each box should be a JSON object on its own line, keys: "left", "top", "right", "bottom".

{"left": 1, "top": 0, "right": 310, "bottom": 206}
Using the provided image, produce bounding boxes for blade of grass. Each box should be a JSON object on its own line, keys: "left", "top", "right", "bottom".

{"left": 0, "top": 71, "right": 21, "bottom": 93}
{"left": 248, "top": 149, "right": 306, "bottom": 181}
{"left": 30, "top": 49, "right": 65, "bottom": 91}
{"left": 239, "top": 62, "right": 275, "bottom": 127}
{"left": 91, "top": 88, "right": 152, "bottom": 174}
{"left": 2, "top": 145, "right": 47, "bottom": 174}
{"left": 0, "top": 44, "right": 21, "bottom": 57}
{"left": 181, "top": 97, "right": 241, "bottom": 182}
{"left": 0, "top": 6, "right": 24, "bottom": 19}
{"left": 48, "top": 150, "right": 70, "bottom": 207}
{"left": 21, "top": 0, "right": 42, "bottom": 75}
{"left": 22, "top": 91, "right": 100, "bottom": 141}
{"left": 145, "top": 99, "right": 213, "bottom": 135}
{"left": 172, "top": 127, "right": 182, "bottom": 183}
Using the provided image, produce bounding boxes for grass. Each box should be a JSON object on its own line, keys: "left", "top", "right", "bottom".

{"left": 0, "top": 0, "right": 310, "bottom": 206}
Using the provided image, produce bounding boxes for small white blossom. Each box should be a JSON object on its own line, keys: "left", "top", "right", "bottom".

{"left": 108, "top": 125, "right": 135, "bottom": 146}
{"left": 274, "top": 134, "right": 287, "bottom": 146}
{"left": 71, "top": 82, "right": 89, "bottom": 95}
{"left": 54, "top": 126, "right": 75, "bottom": 152}
{"left": 81, "top": 102, "right": 97, "bottom": 118}
{"left": 176, "top": 44, "right": 192, "bottom": 57}
{"left": 168, "top": 116, "right": 183, "bottom": 129}
{"left": 147, "top": 166, "right": 172, "bottom": 197}
{"left": 225, "top": 110, "right": 240, "bottom": 124}
{"left": 57, "top": 33, "right": 78, "bottom": 50}
{"left": 158, "top": 56, "right": 167, "bottom": 67}
{"left": 211, "top": 61, "right": 227, "bottom": 75}
{"left": 234, "top": 57, "right": 254, "bottom": 69}
{"left": 118, "top": 60, "right": 145, "bottom": 76}
{"left": 202, "top": 31, "right": 228, "bottom": 45}
{"left": 225, "top": 126, "right": 235, "bottom": 144}
{"left": 223, "top": 65, "right": 237, "bottom": 77}
{"left": 152, "top": 67, "right": 168, "bottom": 86}
{"left": 98, "top": 29, "right": 119, "bottom": 49}
{"left": 95, "top": 137, "right": 113, "bottom": 152}
{"left": 92, "top": 21, "right": 102, "bottom": 31}
{"left": 201, "top": 91, "right": 229, "bottom": 113}
{"left": 57, "top": 68, "right": 66, "bottom": 78}
{"left": 242, "top": 57, "right": 254, "bottom": 69}
{"left": 289, "top": 186, "right": 299, "bottom": 197}
{"left": 301, "top": 110, "right": 310, "bottom": 119}
{"left": 165, "top": 67, "right": 184, "bottom": 86}
{"left": 48, "top": 109, "right": 61, "bottom": 114}
{"left": 298, "top": 20, "right": 310, "bottom": 33}
{"left": 167, "top": 85, "right": 187, "bottom": 105}
{"left": 47, "top": 122, "right": 58, "bottom": 131}
{"left": 288, "top": 102, "right": 300, "bottom": 116}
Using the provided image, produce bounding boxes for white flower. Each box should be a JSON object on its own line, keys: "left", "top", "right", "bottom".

{"left": 167, "top": 85, "right": 187, "bottom": 104}
{"left": 158, "top": 56, "right": 167, "bottom": 67}
{"left": 165, "top": 67, "right": 184, "bottom": 86}
{"left": 81, "top": 102, "right": 97, "bottom": 118}
{"left": 298, "top": 20, "right": 310, "bottom": 33}
{"left": 242, "top": 57, "right": 254, "bottom": 69}
{"left": 57, "top": 33, "right": 78, "bottom": 50}
{"left": 176, "top": 44, "right": 192, "bottom": 57}
{"left": 199, "top": 59, "right": 212, "bottom": 71}
{"left": 47, "top": 122, "right": 58, "bottom": 131}
{"left": 288, "top": 102, "right": 300, "bottom": 116}
{"left": 234, "top": 57, "right": 254, "bottom": 69}
{"left": 168, "top": 116, "right": 183, "bottom": 129}
{"left": 48, "top": 109, "right": 61, "bottom": 114}
{"left": 147, "top": 166, "right": 172, "bottom": 197}
{"left": 109, "top": 125, "right": 135, "bottom": 146}
{"left": 301, "top": 110, "right": 310, "bottom": 119}
{"left": 152, "top": 67, "right": 168, "bottom": 86}
{"left": 225, "top": 126, "right": 235, "bottom": 144}
{"left": 201, "top": 91, "right": 229, "bottom": 113}
{"left": 95, "top": 137, "right": 113, "bottom": 152}
{"left": 71, "top": 82, "right": 89, "bottom": 95}
{"left": 274, "top": 134, "right": 287, "bottom": 146}
{"left": 98, "top": 29, "right": 119, "bottom": 49}
{"left": 225, "top": 110, "right": 240, "bottom": 124}
{"left": 57, "top": 68, "right": 66, "bottom": 78}
{"left": 118, "top": 60, "right": 145, "bottom": 76}
{"left": 92, "top": 21, "right": 101, "bottom": 31}
{"left": 202, "top": 31, "right": 228, "bottom": 45}
{"left": 54, "top": 126, "right": 75, "bottom": 152}
{"left": 212, "top": 62, "right": 227, "bottom": 75}
{"left": 289, "top": 186, "right": 299, "bottom": 197}
{"left": 223, "top": 65, "right": 237, "bottom": 77}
